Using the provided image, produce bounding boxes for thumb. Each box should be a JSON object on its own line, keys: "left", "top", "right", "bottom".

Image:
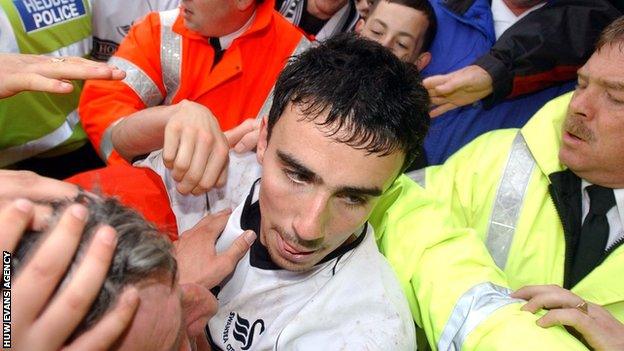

{"left": 222, "top": 230, "right": 256, "bottom": 270}
{"left": 422, "top": 74, "right": 448, "bottom": 91}
{"left": 434, "top": 79, "right": 459, "bottom": 95}
{"left": 224, "top": 119, "right": 257, "bottom": 148}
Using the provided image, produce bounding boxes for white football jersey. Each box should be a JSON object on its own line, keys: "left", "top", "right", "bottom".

{"left": 207, "top": 183, "right": 416, "bottom": 350}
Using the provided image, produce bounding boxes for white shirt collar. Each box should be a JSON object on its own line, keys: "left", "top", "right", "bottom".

{"left": 217, "top": 11, "right": 256, "bottom": 50}
{"left": 491, "top": 0, "right": 545, "bottom": 39}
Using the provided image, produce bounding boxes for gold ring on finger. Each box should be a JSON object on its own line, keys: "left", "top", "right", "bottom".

{"left": 574, "top": 300, "right": 589, "bottom": 315}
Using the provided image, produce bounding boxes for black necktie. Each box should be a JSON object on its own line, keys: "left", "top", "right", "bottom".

{"left": 570, "top": 184, "right": 615, "bottom": 286}
{"left": 209, "top": 37, "right": 224, "bottom": 69}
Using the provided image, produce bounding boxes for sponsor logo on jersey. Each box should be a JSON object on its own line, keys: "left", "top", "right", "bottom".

{"left": 13, "top": 0, "right": 86, "bottom": 33}
{"left": 222, "top": 312, "right": 265, "bottom": 350}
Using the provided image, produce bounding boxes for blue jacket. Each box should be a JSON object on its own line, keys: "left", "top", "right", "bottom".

{"left": 421, "top": 0, "right": 617, "bottom": 165}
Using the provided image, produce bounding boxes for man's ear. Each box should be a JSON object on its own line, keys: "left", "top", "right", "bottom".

{"left": 414, "top": 51, "right": 431, "bottom": 71}
{"left": 256, "top": 116, "right": 269, "bottom": 165}
{"left": 354, "top": 18, "right": 365, "bottom": 33}
{"left": 236, "top": 0, "right": 255, "bottom": 11}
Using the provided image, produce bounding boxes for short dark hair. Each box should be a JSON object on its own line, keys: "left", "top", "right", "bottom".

{"left": 267, "top": 33, "right": 430, "bottom": 171}
{"left": 369, "top": 0, "right": 437, "bottom": 52}
{"left": 596, "top": 16, "right": 624, "bottom": 51}
{"left": 12, "top": 196, "right": 177, "bottom": 341}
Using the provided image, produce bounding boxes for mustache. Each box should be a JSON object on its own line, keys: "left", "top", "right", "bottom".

{"left": 273, "top": 224, "right": 323, "bottom": 251}
{"left": 564, "top": 115, "right": 594, "bottom": 142}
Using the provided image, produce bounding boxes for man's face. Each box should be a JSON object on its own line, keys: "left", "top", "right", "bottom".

{"left": 255, "top": 103, "right": 404, "bottom": 271}
{"left": 115, "top": 277, "right": 189, "bottom": 351}
{"left": 115, "top": 277, "right": 216, "bottom": 350}
{"left": 559, "top": 43, "right": 624, "bottom": 188}
{"left": 307, "top": 0, "right": 348, "bottom": 19}
{"left": 355, "top": 0, "right": 374, "bottom": 18}
{"left": 180, "top": 0, "right": 240, "bottom": 37}
{"left": 356, "top": 1, "right": 430, "bottom": 68}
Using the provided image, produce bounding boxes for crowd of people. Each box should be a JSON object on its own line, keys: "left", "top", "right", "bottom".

{"left": 1, "top": 0, "right": 624, "bottom": 350}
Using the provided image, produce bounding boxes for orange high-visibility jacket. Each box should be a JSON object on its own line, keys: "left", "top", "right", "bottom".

{"left": 79, "top": 0, "right": 307, "bottom": 164}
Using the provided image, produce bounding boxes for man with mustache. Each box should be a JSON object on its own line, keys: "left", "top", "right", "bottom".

{"left": 371, "top": 16, "right": 624, "bottom": 350}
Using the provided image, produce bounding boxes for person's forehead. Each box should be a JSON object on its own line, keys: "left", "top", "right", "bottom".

{"left": 368, "top": 1, "right": 428, "bottom": 30}
{"left": 116, "top": 280, "right": 183, "bottom": 351}
{"left": 270, "top": 103, "right": 404, "bottom": 191}
{"left": 579, "top": 44, "right": 624, "bottom": 89}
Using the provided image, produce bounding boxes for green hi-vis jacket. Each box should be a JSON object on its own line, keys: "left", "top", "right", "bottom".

{"left": 0, "top": 0, "right": 92, "bottom": 166}
{"left": 370, "top": 92, "right": 623, "bottom": 350}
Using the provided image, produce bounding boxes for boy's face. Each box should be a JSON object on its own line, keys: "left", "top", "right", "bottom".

{"left": 356, "top": 0, "right": 431, "bottom": 69}
{"left": 256, "top": 103, "right": 404, "bottom": 271}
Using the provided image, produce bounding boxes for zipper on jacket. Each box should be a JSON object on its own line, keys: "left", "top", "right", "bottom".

{"left": 548, "top": 185, "right": 575, "bottom": 289}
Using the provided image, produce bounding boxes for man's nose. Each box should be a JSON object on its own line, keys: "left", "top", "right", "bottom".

{"left": 569, "top": 86, "right": 595, "bottom": 120}
{"left": 292, "top": 193, "right": 329, "bottom": 243}
{"left": 377, "top": 35, "right": 393, "bottom": 50}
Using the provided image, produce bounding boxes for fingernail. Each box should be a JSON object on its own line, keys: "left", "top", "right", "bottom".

{"left": 98, "top": 226, "right": 117, "bottom": 246}
{"left": 243, "top": 231, "right": 257, "bottom": 245}
{"left": 14, "top": 199, "right": 33, "bottom": 213}
{"left": 71, "top": 204, "right": 88, "bottom": 221}
{"left": 234, "top": 143, "right": 245, "bottom": 153}
{"left": 59, "top": 82, "right": 73, "bottom": 89}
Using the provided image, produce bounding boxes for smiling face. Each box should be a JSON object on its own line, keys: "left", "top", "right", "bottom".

{"left": 356, "top": 0, "right": 430, "bottom": 68}
{"left": 255, "top": 103, "right": 404, "bottom": 272}
{"left": 559, "top": 43, "right": 624, "bottom": 188}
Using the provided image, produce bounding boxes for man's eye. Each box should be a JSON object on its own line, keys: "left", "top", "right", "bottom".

{"left": 342, "top": 195, "right": 367, "bottom": 207}
{"left": 370, "top": 29, "right": 383, "bottom": 36}
{"left": 284, "top": 170, "right": 307, "bottom": 184}
{"left": 397, "top": 42, "right": 409, "bottom": 50}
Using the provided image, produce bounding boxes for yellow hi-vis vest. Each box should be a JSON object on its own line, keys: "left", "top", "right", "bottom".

{"left": 0, "top": 0, "right": 92, "bottom": 167}
{"left": 371, "top": 92, "right": 623, "bottom": 350}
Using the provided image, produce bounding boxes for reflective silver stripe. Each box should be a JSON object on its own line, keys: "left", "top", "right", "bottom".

{"left": 0, "top": 110, "right": 80, "bottom": 167}
{"left": 407, "top": 168, "right": 426, "bottom": 187}
{"left": 254, "top": 36, "right": 313, "bottom": 121}
{"left": 438, "top": 282, "right": 522, "bottom": 351}
{"left": 159, "top": 9, "right": 182, "bottom": 105}
{"left": 109, "top": 56, "right": 163, "bottom": 107}
{"left": 486, "top": 133, "right": 535, "bottom": 269}
{"left": 99, "top": 118, "right": 124, "bottom": 161}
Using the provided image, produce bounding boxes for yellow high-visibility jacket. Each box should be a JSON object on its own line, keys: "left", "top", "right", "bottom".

{"left": 370, "top": 92, "right": 623, "bottom": 350}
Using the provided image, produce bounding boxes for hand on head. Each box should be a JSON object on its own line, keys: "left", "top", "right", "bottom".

{"left": 1, "top": 199, "right": 139, "bottom": 350}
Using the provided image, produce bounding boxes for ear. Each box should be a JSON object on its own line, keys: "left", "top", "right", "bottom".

{"left": 256, "top": 116, "right": 269, "bottom": 165}
{"left": 354, "top": 18, "right": 365, "bottom": 33}
{"left": 236, "top": 0, "right": 255, "bottom": 11}
{"left": 414, "top": 51, "right": 431, "bottom": 71}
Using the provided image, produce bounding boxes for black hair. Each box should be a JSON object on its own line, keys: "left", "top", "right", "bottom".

{"left": 370, "top": 0, "right": 437, "bottom": 52}
{"left": 267, "top": 33, "right": 430, "bottom": 171}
